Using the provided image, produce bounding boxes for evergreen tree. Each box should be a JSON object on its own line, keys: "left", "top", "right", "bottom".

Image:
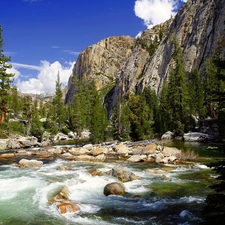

{"left": 128, "top": 94, "right": 153, "bottom": 141}
{"left": 0, "top": 25, "right": 14, "bottom": 122}
{"left": 52, "top": 72, "right": 65, "bottom": 132}
{"left": 89, "top": 88, "right": 107, "bottom": 144}
{"left": 142, "top": 87, "right": 159, "bottom": 134}
{"left": 188, "top": 69, "right": 205, "bottom": 118}
{"left": 112, "top": 98, "right": 131, "bottom": 141}
{"left": 158, "top": 81, "right": 170, "bottom": 133}
{"left": 166, "top": 39, "right": 189, "bottom": 135}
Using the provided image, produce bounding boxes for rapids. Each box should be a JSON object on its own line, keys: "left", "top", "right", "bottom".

{"left": 0, "top": 142, "right": 224, "bottom": 225}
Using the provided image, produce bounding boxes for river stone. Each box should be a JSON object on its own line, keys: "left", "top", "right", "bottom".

{"left": 103, "top": 182, "right": 125, "bottom": 196}
{"left": 0, "top": 153, "right": 15, "bottom": 158}
{"left": 161, "top": 131, "right": 174, "bottom": 139}
{"left": 127, "top": 154, "right": 147, "bottom": 162}
{"left": 88, "top": 168, "right": 103, "bottom": 176}
{"left": 18, "top": 159, "right": 43, "bottom": 168}
{"left": 91, "top": 148, "right": 105, "bottom": 156}
{"left": 146, "top": 168, "right": 167, "bottom": 175}
{"left": 69, "top": 147, "right": 89, "bottom": 155}
{"left": 114, "top": 144, "right": 129, "bottom": 156}
{"left": 105, "top": 165, "right": 140, "bottom": 182}
{"left": 57, "top": 202, "right": 80, "bottom": 214}
{"left": 95, "top": 154, "right": 106, "bottom": 162}
{"left": 74, "top": 155, "right": 94, "bottom": 161}
{"left": 162, "top": 146, "right": 181, "bottom": 157}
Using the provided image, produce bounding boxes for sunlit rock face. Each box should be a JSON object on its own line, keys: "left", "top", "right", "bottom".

{"left": 66, "top": 0, "right": 225, "bottom": 112}
{"left": 65, "top": 36, "right": 135, "bottom": 103}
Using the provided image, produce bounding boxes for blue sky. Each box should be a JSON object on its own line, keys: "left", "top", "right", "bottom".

{"left": 1, "top": 0, "right": 187, "bottom": 94}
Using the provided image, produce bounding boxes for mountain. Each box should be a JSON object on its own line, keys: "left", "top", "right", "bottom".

{"left": 65, "top": 0, "right": 225, "bottom": 111}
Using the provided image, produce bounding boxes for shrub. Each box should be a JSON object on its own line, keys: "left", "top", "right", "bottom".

{"left": 180, "top": 149, "right": 199, "bottom": 161}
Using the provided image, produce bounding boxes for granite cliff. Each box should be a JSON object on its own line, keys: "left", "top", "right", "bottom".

{"left": 65, "top": 0, "right": 225, "bottom": 111}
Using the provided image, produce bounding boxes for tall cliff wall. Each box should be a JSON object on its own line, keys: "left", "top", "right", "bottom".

{"left": 65, "top": 0, "right": 225, "bottom": 109}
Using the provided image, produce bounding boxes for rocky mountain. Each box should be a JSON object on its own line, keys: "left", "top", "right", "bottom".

{"left": 65, "top": 0, "right": 225, "bottom": 110}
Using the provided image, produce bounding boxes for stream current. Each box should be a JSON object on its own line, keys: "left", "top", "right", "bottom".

{"left": 0, "top": 141, "right": 224, "bottom": 225}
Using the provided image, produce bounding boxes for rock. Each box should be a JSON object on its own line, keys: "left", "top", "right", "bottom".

{"left": 161, "top": 131, "right": 174, "bottom": 140}
{"left": 18, "top": 159, "right": 43, "bottom": 168}
{"left": 103, "top": 182, "right": 125, "bottom": 196}
{"left": 57, "top": 202, "right": 80, "bottom": 214}
{"left": 57, "top": 165, "right": 69, "bottom": 170}
{"left": 74, "top": 155, "right": 94, "bottom": 161}
{"left": 114, "top": 144, "right": 129, "bottom": 157}
{"left": 0, "top": 139, "right": 8, "bottom": 151}
{"left": 95, "top": 154, "right": 106, "bottom": 162}
{"left": 61, "top": 152, "right": 74, "bottom": 160}
{"left": 183, "top": 132, "right": 220, "bottom": 142}
{"left": 88, "top": 168, "right": 103, "bottom": 176}
{"left": 69, "top": 147, "right": 89, "bottom": 156}
{"left": 127, "top": 154, "right": 147, "bottom": 162}
{"left": 53, "top": 186, "right": 70, "bottom": 201}
{"left": 82, "top": 144, "right": 93, "bottom": 150}
{"left": 105, "top": 165, "right": 140, "bottom": 182}
{"left": 0, "top": 153, "right": 15, "bottom": 158}
{"left": 146, "top": 168, "right": 167, "bottom": 175}
{"left": 162, "top": 146, "right": 181, "bottom": 157}
{"left": 133, "top": 143, "right": 157, "bottom": 155}
{"left": 91, "top": 148, "right": 105, "bottom": 156}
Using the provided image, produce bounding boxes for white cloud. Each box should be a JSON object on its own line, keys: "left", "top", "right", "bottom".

{"left": 134, "top": 0, "right": 179, "bottom": 28}
{"left": 6, "top": 66, "right": 21, "bottom": 80}
{"left": 12, "top": 60, "right": 75, "bottom": 94}
{"left": 63, "top": 50, "right": 80, "bottom": 56}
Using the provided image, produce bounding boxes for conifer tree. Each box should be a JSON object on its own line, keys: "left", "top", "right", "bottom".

{"left": 0, "top": 25, "right": 14, "bottom": 122}
{"left": 188, "top": 69, "right": 205, "bottom": 118}
{"left": 128, "top": 94, "right": 153, "bottom": 140}
{"left": 89, "top": 88, "right": 107, "bottom": 144}
{"left": 166, "top": 39, "right": 189, "bottom": 135}
{"left": 52, "top": 72, "right": 64, "bottom": 132}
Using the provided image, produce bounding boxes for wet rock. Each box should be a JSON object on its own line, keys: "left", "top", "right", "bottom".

{"left": 57, "top": 165, "right": 69, "bottom": 170}
{"left": 146, "top": 168, "right": 167, "bottom": 175}
{"left": 56, "top": 202, "right": 80, "bottom": 214}
{"left": 74, "top": 155, "right": 94, "bottom": 161}
{"left": 103, "top": 182, "right": 125, "bottom": 196}
{"left": 88, "top": 168, "right": 103, "bottom": 176}
{"left": 18, "top": 159, "right": 43, "bottom": 168}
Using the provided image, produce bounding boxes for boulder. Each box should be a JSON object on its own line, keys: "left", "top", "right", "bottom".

{"left": 114, "top": 144, "right": 129, "bottom": 157}
{"left": 95, "top": 154, "right": 106, "bottom": 162}
{"left": 91, "top": 148, "right": 105, "bottom": 156}
{"left": 127, "top": 154, "right": 147, "bottom": 162}
{"left": 74, "top": 155, "right": 94, "bottom": 161}
{"left": 0, "top": 153, "right": 15, "bottom": 158}
{"left": 103, "top": 182, "right": 125, "bottom": 196}
{"left": 18, "top": 159, "right": 43, "bottom": 168}
{"left": 0, "top": 139, "right": 8, "bottom": 151}
{"left": 146, "top": 168, "right": 167, "bottom": 175}
{"left": 69, "top": 147, "right": 89, "bottom": 156}
{"left": 57, "top": 202, "right": 80, "bottom": 214}
{"left": 105, "top": 165, "right": 140, "bottom": 182}
{"left": 162, "top": 146, "right": 181, "bottom": 157}
{"left": 88, "top": 168, "right": 103, "bottom": 176}
{"left": 161, "top": 131, "right": 174, "bottom": 140}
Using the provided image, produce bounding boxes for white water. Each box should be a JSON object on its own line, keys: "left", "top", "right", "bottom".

{"left": 0, "top": 159, "right": 215, "bottom": 225}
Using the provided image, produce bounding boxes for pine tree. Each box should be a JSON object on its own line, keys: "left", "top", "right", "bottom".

{"left": 0, "top": 25, "right": 14, "bottom": 123}
{"left": 89, "top": 88, "right": 107, "bottom": 144}
{"left": 52, "top": 72, "right": 65, "bottom": 132}
{"left": 128, "top": 94, "right": 153, "bottom": 141}
{"left": 166, "top": 39, "right": 189, "bottom": 135}
{"left": 188, "top": 69, "right": 205, "bottom": 119}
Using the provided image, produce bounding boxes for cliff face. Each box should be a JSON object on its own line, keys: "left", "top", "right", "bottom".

{"left": 65, "top": 36, "right": 135, "bottom": 103}
{"left": 65, "top": 0, "right": 225, "bottom": 108}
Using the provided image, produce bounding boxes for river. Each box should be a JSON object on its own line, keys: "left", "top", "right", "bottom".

{"left": 0, "top": 141, "right": 224, "bottom": 225}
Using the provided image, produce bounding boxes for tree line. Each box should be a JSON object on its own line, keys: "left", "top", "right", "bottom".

{"left": 1, "top": 25, "right": 225, "bottom": 143}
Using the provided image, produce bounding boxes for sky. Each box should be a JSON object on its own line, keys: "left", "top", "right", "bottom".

{"left": 1, "top": 0, "right": 187, "bottom": 94}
